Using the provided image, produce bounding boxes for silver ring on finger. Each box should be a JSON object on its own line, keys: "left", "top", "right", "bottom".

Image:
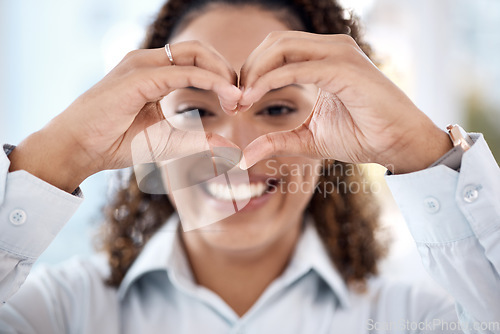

{"left": 165, "top": 43, "right": 174, "bottom": 65}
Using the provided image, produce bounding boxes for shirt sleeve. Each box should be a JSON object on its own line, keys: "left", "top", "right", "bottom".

{"left": 385, "top": 133, "right": 500, "bottom": 333}
{"left": 0, "top": 144, "right": 83, "bottom": 305}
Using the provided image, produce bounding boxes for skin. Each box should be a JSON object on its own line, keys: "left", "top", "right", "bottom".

{"left": 237, "top": 33, "right": 452, "bottom": 174}
{"left": 163, "top": 6, "right": 321, "bottom": 316}
{"left": 8, "top": 36, "right": 243, "bottom": 193}
{"left": 8, "top": 3, "right": 453, "bottom": 318}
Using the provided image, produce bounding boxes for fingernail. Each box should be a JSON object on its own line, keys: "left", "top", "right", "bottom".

{"left": 242, "top": 87, "right": 252, "bottom": 100}
{"left": 239, "top": 155, "right": 248, "bottom": 170}
{"left": 238, "top": 103, "right": 253, "bottom": 113}
{"left": 220, "top": 101, "right": 238, "bottom": 114}
{"left": 231, "top": 85, "right": 242, "bottom": 97}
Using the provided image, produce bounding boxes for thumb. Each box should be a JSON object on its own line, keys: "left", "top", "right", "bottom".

{"left": 132, "top": 121, "right": 241, "bottom": 195}
{"left": 239, "top": 125, "right": 316, "bottom": 170}
{"left": 131, "top": 120, "right": 239, "bottom": 165}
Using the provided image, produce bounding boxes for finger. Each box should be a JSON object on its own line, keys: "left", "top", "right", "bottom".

{"left": 242, "top": 38, "right": 319, "bottom": 89}
{"left": 158, "top": 127, "right": 240, "bottom": 163}
{"left": 240, "top": 32, "right": 360, "bottom": 89}
{"left": 131, "top": 119, "right": 240, "bottom": 165}
{"left": 236, "top": 104, "right": 253, "bottom": 113}
{"left": 240, "top": 31, "right": 321, "bottom": 82}
{"left": 129, "top": 65, "right": 241, "bottom": 112}
{"left": 239, "top": 124, "right": 317, "bottom": 170}
{"left": 119, "top": 41, "right": 238, "bottom": 85}
{"left": 242, "top": 40, "right": 364, "bottom": 92}
{"left": 241, "top": 35, "right": 321, "bottom": 88}
{"left": 170, "top": 41, "right": 238, "bottom": 85}
{"left": 132, "top": 123, "right": 241, "bottom": 195}
{"left": 239, "top": 60, "right": 342, "bottom": 107}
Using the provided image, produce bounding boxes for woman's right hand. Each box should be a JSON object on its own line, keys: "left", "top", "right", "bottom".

{"left": 8, "top": 41, "right": 242, "bottom": 193}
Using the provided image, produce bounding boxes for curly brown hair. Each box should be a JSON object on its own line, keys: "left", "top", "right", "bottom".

{"left": 99, "top": 0, "right": 385, "bottom": 288}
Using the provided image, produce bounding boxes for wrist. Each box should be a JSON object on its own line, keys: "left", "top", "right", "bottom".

{"left": 8, "top": 127, "right": 96, "bottom": 193}
{"left": 382, "top": 124, "right": 453, "bottom": 175}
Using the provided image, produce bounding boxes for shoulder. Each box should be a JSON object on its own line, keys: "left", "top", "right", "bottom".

{"left": 2, "top": 255, "right": 120, "bottom": 333}
{"left": 20, "top": 254, "right": 118, "bottom": 321}
{"left": 350, "top": 276, "right": 457, "bottom": 323}
{"left": 30, "top": 253, "right": 117, "bottom": 302}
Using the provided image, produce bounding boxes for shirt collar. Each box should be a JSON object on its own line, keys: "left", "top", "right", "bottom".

{"left": 117, "top": 214, "right": 180, "bottom": 300}
{"left": 286, "top": 215, "right": 350, "bottom": 309}
{"left": 117, "top": 214, "right": 350, "bottom": 309}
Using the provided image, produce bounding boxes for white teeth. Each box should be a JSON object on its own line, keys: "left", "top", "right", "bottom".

{"left": 205, "top": 181, "right": 268, "bottom": 201}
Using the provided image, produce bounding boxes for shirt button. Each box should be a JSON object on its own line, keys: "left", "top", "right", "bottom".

{"left": 463, "top": 185, "right": 480, "bottom": 203}
{"left": 423, "top": 197, "right": 440, "bottom": 213}
{"left": 9, "top": 209, "right": 27, "bottom": 225}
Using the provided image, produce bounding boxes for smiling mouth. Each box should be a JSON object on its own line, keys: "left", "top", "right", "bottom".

{"left": 203, "top": 179, "right": 278, "bottom": 201}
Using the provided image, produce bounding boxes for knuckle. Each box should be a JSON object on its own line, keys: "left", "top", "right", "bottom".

{"left": 161, "top": 128, "right": 178, "bottom": 155}
{"left": 274, "top": 36, "right": 291, "bottom": 49}
{"left": 119, "top": 49, "right": 150, "bottom": 72}
{"left": 124, "top": 50, "right": 136, "bottom": 59}
{"left": 336, "top": 34, "right": 356, "bottom": 45}
{"left": 124, "top": 49, "right": 141, "bottom": 61}
{"left": 266, "top": 134, "right": 277, "bottom": 150}
{"left": 176, "top": 40, "right": 205, "bottom": 60}
{"left": 184, "top": 39, "right": 204, "bottom": 50}
{"left": 338, "top": 43, "right": 361, "bottom": 62}
{"left": 266, "top": 30, "right": 286, "bottom": 41}
{"left": 177, "top": 66, "right": 196, "bottom": 84}
{"left": 205, "top": 132, "right": 214, "bottom": 143}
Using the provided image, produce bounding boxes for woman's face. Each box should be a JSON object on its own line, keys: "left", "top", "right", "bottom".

{"left": 162, "top": 5, "right": 321, "bottom": 252}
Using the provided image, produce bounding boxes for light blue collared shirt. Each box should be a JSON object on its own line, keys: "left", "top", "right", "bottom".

{"left": 0, "top": 134, "right": 499, "bottom": 333}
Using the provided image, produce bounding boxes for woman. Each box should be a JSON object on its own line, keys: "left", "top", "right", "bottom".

{"left": 1, "top": 0, "right": 499, "bottom": 333}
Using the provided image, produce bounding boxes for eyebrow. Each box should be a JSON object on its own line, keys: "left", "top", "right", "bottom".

{"left": 185, "top": 84, "right": 304, "bottom": 93}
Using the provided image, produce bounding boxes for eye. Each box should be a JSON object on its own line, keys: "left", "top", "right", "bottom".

{"left": 175, "top": 107, "right": 214, "bottom": 118}
{"left": 257, "top": 104, "right": 296, "bottom": 117}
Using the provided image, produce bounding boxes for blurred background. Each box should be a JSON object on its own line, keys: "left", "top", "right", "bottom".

{"left": 1, "top": 0, "right": 499, "bottom": 283}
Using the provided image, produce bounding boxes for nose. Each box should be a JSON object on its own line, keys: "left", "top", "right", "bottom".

{"left": 214, "top": 113, "right": 257, "bottom": 150}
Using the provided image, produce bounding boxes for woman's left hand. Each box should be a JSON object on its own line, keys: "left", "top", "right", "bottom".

{"left": 238, "top": 32, "right": 452, "bottom": 174}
